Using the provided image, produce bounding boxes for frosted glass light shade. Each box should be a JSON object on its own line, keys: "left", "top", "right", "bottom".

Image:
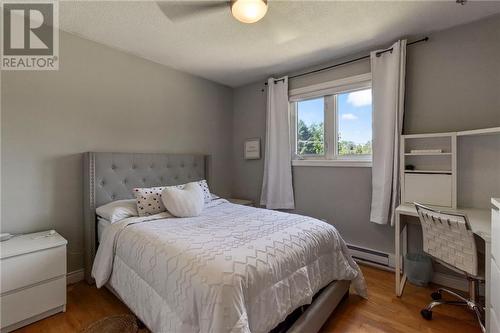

{"left": 231, "top": 0, "right": 268, "bottom": 24}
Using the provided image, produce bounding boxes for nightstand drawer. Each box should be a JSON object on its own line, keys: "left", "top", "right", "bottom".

{"left": 0, "top": 246, "right": 66, "bottom": 294}
{"left": 0, "top": 276, "right": 66, "bottom": 329}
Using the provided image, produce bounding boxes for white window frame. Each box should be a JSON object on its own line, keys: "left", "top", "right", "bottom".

{"left": 289, "top": 73, "right": 372, "bottom": 168}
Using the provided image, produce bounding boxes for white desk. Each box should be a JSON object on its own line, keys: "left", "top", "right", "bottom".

{"left": 395, "top": 203, "right": 492, "bottom": 330}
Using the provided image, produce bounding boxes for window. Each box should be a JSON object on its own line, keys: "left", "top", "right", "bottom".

{"left": 337, "top": 89, "right": 372, "bottom": 158}
{"left": 296, "top": 97, "right": 325, "bottom": 156}
{"left": 290, "top": 74, "right": 372, "bottom": 167}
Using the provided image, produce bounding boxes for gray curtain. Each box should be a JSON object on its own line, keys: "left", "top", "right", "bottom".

{"left": 370, "top": 39, "right": 407, "bottom": 225}
{"left": 260, "top": 77, "right": 295, "bottom": 209}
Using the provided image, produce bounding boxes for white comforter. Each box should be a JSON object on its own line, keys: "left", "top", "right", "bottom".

{"left": 93, "top": 199, "right": 367, "bottom": 333}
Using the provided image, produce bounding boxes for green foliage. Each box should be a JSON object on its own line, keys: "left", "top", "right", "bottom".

{"left": 338, "top": 140, "right": 372, "bottom": 155}
{"left": 297, "top": 120, "right": 371, "bottom": 156}
{"left": 297, "top": 120, "right": 324, "bottom": 155}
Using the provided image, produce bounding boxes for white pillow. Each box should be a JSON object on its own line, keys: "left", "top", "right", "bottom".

{"left": 96, "top": 199, "right": 138, "bottom": 223}
{"left": 161, "top": 182, "right": 205, "bottom": 217}
{"left": 172, "top": 179, "right": 212, "bottom": 203}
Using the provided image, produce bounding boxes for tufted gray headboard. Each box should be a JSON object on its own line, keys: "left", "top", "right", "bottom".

{"left": 83, "top": 152, "right": 210, "bottom": 283}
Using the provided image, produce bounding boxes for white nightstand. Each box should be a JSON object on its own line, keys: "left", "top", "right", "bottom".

{"left": 0, "top": 230, "right": 67, "bottom": 333}
{"left": 227, "top": 198, "right": 254, "bottom": 206}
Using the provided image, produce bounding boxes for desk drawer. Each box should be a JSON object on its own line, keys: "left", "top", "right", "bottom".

{"left": 491, "top": 258, "right": 500, "bottom": 322}
{"left": 492, "top": 206, "right": 500, "bottom": 261}
{"left": 0, "top": 276, "right": 66, "bottom": 329}
{"left": 0, "top": 246, "right": 66, "bottom": 294}
{"left": 404, "top": 174, "right": 452, "bottom": 207}
{"left": 491, "top": 308, "right": 499, "bottom": 333}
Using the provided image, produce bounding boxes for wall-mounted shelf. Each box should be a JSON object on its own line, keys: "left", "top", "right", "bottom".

{"left": 404, "top": 152, "right": 452, "bottom": 156}
{"left": 401, "top": 132, "right": 457, "bottom": 209}
{"left": 404, "top": 170, "right": 452, "bottom": 174}
{"left": 401, "top": 127, "right": 500, "bottom": 209}
{"left": 402, "top": 132, "right": 456, "bottom": 139}
{"left": 457, "top": 126, "right": 500, "bottom": 137}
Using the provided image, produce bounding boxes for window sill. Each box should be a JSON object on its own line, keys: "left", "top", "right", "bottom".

{"left": 292, "top": 159, "right": 372, "bottom": 168}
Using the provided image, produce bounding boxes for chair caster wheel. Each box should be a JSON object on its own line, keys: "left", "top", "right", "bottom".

{"left": 421, "top": 309, "right": 433, "bottom": 320}
{"left": 137, "top": 318, "right": 146, "bottom": 329}
{"left": 431, "top": 292, "right": 442, "bottom": 300}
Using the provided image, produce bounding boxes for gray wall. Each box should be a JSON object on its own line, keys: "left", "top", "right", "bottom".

{"left": 404, "top": 14, "right": 500, "bottom": 134}
{"left": 232, "top": 15, "right": 500, "bottom": 255}
{"left": 2, "top": 14, "right": 499, "bottom": 274}
{"left": 458, "top": 135, "right": 500, "bottom": 209}
{"left": 1, "top": 31, "right": 233, "bottom": 272}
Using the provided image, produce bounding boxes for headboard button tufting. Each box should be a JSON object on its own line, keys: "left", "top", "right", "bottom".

{"left": 83, "top": 152, "right": 208, "bottom": 285}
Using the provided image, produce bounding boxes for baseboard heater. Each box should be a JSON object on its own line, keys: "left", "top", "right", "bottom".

{"left": 347, "top": 244, "right": 393, "bottom": 269}
{"left": 347, "top": 245, "right": 474, "bottom": 292}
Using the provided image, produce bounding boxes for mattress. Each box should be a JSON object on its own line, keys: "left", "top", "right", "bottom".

{"left": 97, "top": 217, "right": 111, "bottom": 242}
{"left": 92, "top": 199, "right": 367, "bottom": 333}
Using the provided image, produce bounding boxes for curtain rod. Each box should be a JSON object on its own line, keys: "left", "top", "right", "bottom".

{"left": 264, "top": 37, "right": 429, "bottom": 85}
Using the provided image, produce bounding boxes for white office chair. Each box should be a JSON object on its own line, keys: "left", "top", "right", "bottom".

{"left": 414, "top": 203, "right": 485, "bottom": 332}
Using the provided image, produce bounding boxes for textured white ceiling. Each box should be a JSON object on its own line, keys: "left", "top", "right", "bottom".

{"left": 59, "top": 1, "right": 500, "bottom": 87}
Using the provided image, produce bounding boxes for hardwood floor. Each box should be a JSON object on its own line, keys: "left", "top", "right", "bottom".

{"left": 14, "top": 265, "right": 481, "bottom": 333}
{"left": 320, "top": 265, "right": 481, "bottom": 333}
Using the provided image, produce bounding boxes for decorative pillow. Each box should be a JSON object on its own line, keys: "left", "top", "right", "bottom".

{"left": 196, "top": 179, "right": 212, "bottom": 203}
{"left": 133, "top": 187, "right": 167, "bottom": 216}
{"left": 161, "top": 182, "right": 205, "bottom": 217}
{"left": 96, "top": 199, "right": 138, "bottom": 223}
{"left": 167, "top": 179, "right": 212, "bottom": 203}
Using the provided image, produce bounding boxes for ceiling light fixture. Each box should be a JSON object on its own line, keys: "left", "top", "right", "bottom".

{"left": 231, "top": 0, "right": 268, "bottom": 24}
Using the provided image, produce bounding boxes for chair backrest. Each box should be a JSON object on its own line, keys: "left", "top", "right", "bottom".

{"left": 415, "top": 203, "right": 478, "bottom": 277}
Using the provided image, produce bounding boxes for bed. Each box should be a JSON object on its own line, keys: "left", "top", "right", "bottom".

{"left": 83, "top": 152, "right": 366, "bottom": 333}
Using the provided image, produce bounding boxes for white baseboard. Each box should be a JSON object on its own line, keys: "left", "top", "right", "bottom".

{"left": 347, "top": 243, "right": 391, "bottom": 268}
{"left": 355, "top": 259, "right": 395, "bottom": 272}
{"left": 351, "top": 246, "right": 477, "bottom": 294}
{"left": 431, "top": 272, "right": 468, "bottom": 292}
{"left": 66, "top": 269, "right": 84, "bottom": 285}
{"left": 432, "top": 272, "right": 485, "bottom": 294}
